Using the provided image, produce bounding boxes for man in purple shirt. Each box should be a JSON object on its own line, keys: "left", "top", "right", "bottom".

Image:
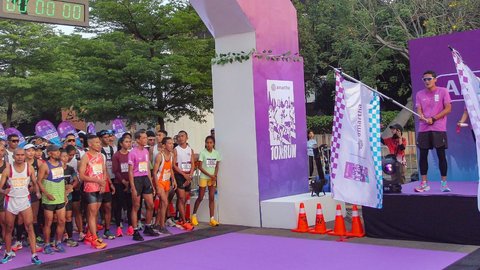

{"left": 415, "top": 70, "right": 452, "bottom": 192}
{"left": 128, "top": 130, "right": 159, "bottom": 241}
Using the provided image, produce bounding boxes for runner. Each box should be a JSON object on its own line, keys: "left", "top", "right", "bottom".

{"left": 6, "top": 134, "right": 19, "bottom": 163}
{"left": 112, "top": 136, "right": 133, "bottom": 237}
{"left": 152, "top": 136, "right": 176, "bottom": 234}
{"left": 78, "top": 135, "right": 107, "bottom": 249}
{"left": 36, "top": 145, "right": 67, "bottom": 254}
{"left": 0, "top": 148, "right": 42, "bottom": 265}
{"left": 0, "top": 144, "right": 7, "bottom": 250}
{"left": 129, "top": 130, "right": 159, "bottom": 241}
{"left": 60, "top": 149, "right": 79, "bottom": 247}
{"left": 65, "top": 145, "right": 85, "bottom": 242}
{"left": 98, "top": 130, "right": 116, "bottom": 240}
{"left": 192, "top": 136, "right": 221, "bottom": 227}
{"left": 173, "top": 131, "right": 194, "bottom": 230}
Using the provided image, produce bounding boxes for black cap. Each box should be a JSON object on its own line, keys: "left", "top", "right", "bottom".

{"left": 389, "top": 123, "right": 403, "bottom": 132}
{"left": 97, "top": 130, "right": 110, "bottom": 137}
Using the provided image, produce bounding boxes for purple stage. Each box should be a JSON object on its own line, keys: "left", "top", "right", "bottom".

{"left": 4, "top": 226, "right": 186, "bottom": 269}
{"left": 77, "top": 233, "right": 466, "bottom": 270}
{"left": 364, "top": 181, "right": 480, "bottom": 245}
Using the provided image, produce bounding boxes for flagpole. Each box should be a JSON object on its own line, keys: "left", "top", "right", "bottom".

{"left": 329, "top": 66, "right": 422, "bottom": 118}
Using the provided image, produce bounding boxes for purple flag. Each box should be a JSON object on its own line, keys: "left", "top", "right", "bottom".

{"left": 112, "top": 119, "right": 127, "bottom": 139}
{"left": 87, "top": 122, "right": 96, "bottom": 135}
{"left": 0, "top": 123, "right": 5, "bottom": 140}
{"left": 35, "top": 120, "right": 62, "bottom": 146}
{"left": 5, "top": 128, "right": 26, "bottom": 147}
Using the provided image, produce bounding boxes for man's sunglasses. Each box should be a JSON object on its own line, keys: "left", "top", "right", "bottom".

{"left": 422, "top": 77, "right": 434, "bottom": 82}
{"left": 9, "top": 140, "right": 19, "bottom": 143}
{"left": 67, "top": 139, "right": 76, "bottom": 143}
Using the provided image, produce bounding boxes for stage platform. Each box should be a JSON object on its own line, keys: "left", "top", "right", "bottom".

{"left": 363, "top": 181, "right": 480, "bottom": 245}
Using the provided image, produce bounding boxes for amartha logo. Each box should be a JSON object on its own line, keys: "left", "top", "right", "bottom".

{"left": 267, "top": 80, "right": 297, "bottom": 160}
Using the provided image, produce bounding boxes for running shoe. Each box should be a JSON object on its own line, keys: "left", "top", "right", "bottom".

{"left": 126, "top": 226, "right": 134, "bottom": 236}
{"left": 209, "top": 218, "right": 220, "bottom": 227}
{"left": 191, "top": 214, "right": 199, "bottom": 226}
{"left": 31, "top": 254, "right": 42, "bottom": 265}
{"left": 441, "top": 181, "right": 451, "bottom": 192}
{"left": 66, "top": 238, "right": 79, "bottom": 247}
{"left": 132, "top": 230, "right": 144, "bottom": 241}
{"left": 103, "top": 230, "right": 116, "bottom": 240}
{"left": 84, "top": 233, "right": 94, "bottom": 244}
{"left": 143, "top": 226, "right": 160, "bottom": 237}
{"left": 78, "top": 232, "right": 86, "bottom": 242}
{"left": 158, "top": 227, "right": 171, "bottom": 235}
{"left": 1, "top": 251, "right": 15, "bottom": 264}
{"left": 166, "top": 218, "right": 176, "bottom": 227}
{"left": 43, "top": 244, "right": 54, "bottom": 255}
{"left": 181, "top": 222, "right": 194, "bottom": 231}
{"left": 36, "top": 236, "right": 45, "bottom": 245}
{"left": 91, "top": 238, "right": 107, "bottom": 249}
{"left": 11, "top": 241, "right": 23, "bottom": 252}
{"left": 35, "top": 244, "right": 44, "bottom": 253}
{"left": 414, "top": 182, "right": 430, "bottom": 192}
{"left": 54, "top": 242, "right": 66, "bottom": 253}
{"left": 116, "top": 227, "right": 123, "bottom": 237}
{"left": 96, "top": 224, "right": 104, "bottom": 231}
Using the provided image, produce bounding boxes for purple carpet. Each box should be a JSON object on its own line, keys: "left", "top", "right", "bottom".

{"left": 77, "top": 233, "right": 466, "bottom": 270}
{"left": 3, "top": 226, "right": 186, "bottom": 269}
{"left": 401, "top": 181, "right": 477, "bottom": 197}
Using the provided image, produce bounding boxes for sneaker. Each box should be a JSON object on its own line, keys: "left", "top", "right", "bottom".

{"left": 11, "top": 241, "right": 23, "bottom": 252}
{"left": 66, "top": 238, "right": 79, "bottom": 247}
{"left": 54, "top": 242, "right": 66, "bottom": 253}
{"left": 31, "top": 254, "right": 42, "bottom": 265}
{"left": 175, "top": 221, "right": 185, "bottom": 230}
{"left": 84, "top": 233, "right": 94, "bottom": 244}
{"left": 91, "top": 238, "right": 107, "bottom": 249}
{"left": 103, "top": 230, "right": 116, "bottom": 240}
{"left": 1, "top": 251, "right": 15, "bottom": 264}
{"left": 78, "top": 232, "right": 86, "bottom": 242}
{"left": 209, "top": 218, "right": 220, "bottom": 227}
{"left": 191, "top": 214, "right": 199, "bottom": 226}
{"left": 96, "top": 224, "right": 104, "bottom": 231}
{"left": 43, "top": 244, "right": 54, "bottom": 255}
{"left": 441, "top": 181, "right": 451, "bottom": 192}
{"left": 126, "top": 226, "right": 134, "bottom": 236}
{"left": 158, "top": 227, "right": 171, "bottom": 235}
{"left": 36, "top": 236, "right": 45, "bottom": 245}
{"left": 132, "top": 230, "right": 144, "bottom": 241}
{"left": 414, "top": 182, "right": 430, "bottom": 192}
{"left": 181, "top": 222, "right": 194, "bottom": 231}
{"left": 35, "top": 244, "right": 44, "bottom": 253}
{"left": 166, "top": 218, "right": 176, "bottom": 227}
{"left": 143, "top": 226, "right": 160, "bottom": 237}
{"left": 116, "top": 227, "right": 123, "bottom": 237}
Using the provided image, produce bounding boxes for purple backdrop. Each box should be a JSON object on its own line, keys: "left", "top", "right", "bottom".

{"left": 409, "top": 29, "right": 480, "bottom": 181}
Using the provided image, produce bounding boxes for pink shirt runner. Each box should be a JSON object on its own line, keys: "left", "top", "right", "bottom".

{"left": 415, "top": 87, "right": 451, "bottom": 132}
{"left": 128, "top": 147, "right": 150, "bottom": 177}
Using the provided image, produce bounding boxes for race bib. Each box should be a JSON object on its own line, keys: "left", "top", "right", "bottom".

{"left": 120, "top": 163, "right": 129, "bottom": 173}
{"left": 51, "top": 167, "right": 64, "bottom": 180}
{"left": 206, "top": 158, "right": 217, "bottom": 168}
{"left": 139, "top": 161, "right": 148, "bottom": 172}
{"left": 11, "top": 177, "right": 28, "bottom": 188}
{"left": 162, "top": 169, "right": 171, "bottom": 181}
{"left": 92, "top": 163, "right": 103, "bottom": 175}
{"left": 180, "top": 162, "right": 191, "bottom": 171}
{"left": 106, "top": 160, "right": 113, "bottom": 170}
{"left": 434, "top": 94, "right": 439, "bottom": 102}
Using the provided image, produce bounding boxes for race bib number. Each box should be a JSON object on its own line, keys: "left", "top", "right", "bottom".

{"left": 106, "top": 160, "right": 113, "bottom": 170}
{"left": 51, "top": 167, "right": 64, "bottom": 180}
{"left": 180, "top": 162, "right": 191, "bottom": 171}
{"left": 139, "top": 161, "right": 148, "bottom": 172}
{"left": 162, "top": 169, "right": 171, "bottom": 181}
{"left": 92, "top": 163, "right": 103, "bottom": 175}
{"left": 11, "top": 177, "right": 28, "bottom": 188}
{"left": 206, "top": 158, "right": 217, "bottom": 168}
{"left": 434, "top": 94, "right": 439, "bottom": 102}
{"left": 121, "top": 163, "right": 129, "bottom": 173}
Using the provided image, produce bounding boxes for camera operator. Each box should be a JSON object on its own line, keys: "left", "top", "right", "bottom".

{"left": 381, "top": 124, "right": 407, "bottom": 184}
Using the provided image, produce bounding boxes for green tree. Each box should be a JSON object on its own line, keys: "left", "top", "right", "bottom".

{"left": 69, "top": 0, "right": 214, "bottom": 129}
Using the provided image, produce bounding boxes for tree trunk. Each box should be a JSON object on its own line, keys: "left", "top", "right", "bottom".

{"left": 6, "top": 99, "right": 13, "bottom": 128}
{"left": 157, "top": 116, "right": 165, "bottom": 131}
{"left": 382, "top": 96, "right": 414, "bottom": 138}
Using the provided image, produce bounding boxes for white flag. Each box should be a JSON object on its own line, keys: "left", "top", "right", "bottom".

{"left": 330, "top": 72, "right": 383, "bottom": 208}
{"left": 451, "top": 49, "right": 480, "bottom": 211}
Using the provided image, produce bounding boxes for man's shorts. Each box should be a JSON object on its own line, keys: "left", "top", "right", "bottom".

{"left": 102, "top": 191, "right": 112, "bottom": 203}
{"left": 66, "top": 200, "right": 73, "bottom": 211}
{"left": 71, "top": 190, "right": 82, "bottom": 202}
{"left": 157, "top": 180, "right": 171, "bottom": 192}
{"left": 84, "top": 192, "right": 103, "bottom": 204}
{"left": 43, "top": 203, "right": 66, "bottom": 212}
{"left": 174, "top": 173, "right": 191, "bottom": 191}
{"left": 5, "top": 195, "right": 31, "bottom": 215}
{"left": 30, "top": 192, "right": 40, "bottom": 203}
{"left": 133, "top": 176, "right": 153, "bottom": 196}
{"left": 199, "top": 178, "right": 216, "bottom": 188}
{"left": 0, "top": 194, "right": 5, "bottom": 212}
{"left": 417, "top": 131, "right": 448, "bottom": 150}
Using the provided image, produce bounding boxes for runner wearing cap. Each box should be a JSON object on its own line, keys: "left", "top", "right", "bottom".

{"left": 98, "top": 130, "right": 116, "bottom": 240}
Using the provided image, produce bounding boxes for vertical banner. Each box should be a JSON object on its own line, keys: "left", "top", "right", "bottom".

{"left": 58, "top": 121, "right": 82, "bottom": 147}
{"left": 330, "top": 72, "right": 383, "bottom": 208}
{"left": 5, "top": 128, "right": 26, "bottom": 147}
{"left": 35, "top": 120, "right": 62, "bottom": 146}
{"left": 0, "top": 123, "right": 6, "bottom": 140}
{"left": 112, "top": 119, "right": 126, "bottom": 139}
{"left": 451, "top": 49, "right": 480, "bottom": 211}
{"left": 87, "top": 122, "right": 96, "bottom": 135}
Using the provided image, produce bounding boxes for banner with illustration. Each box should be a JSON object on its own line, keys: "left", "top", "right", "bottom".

{"left": 35, "top": 120, "right": 62, "bottom": 146}
{"left": 112, "top": 119, "right": 126, "bottom": 139}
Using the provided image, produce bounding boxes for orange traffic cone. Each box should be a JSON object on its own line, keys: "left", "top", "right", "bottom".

{"left": 168, "top": 201, "right": 176, "bottom": 217}
{"left": 185, "top": 193, "right": 191, "bottom": 220}
{"left": 309, "top": 203, "right": 331, "bottom": 234}
{"left": 346, "top": 205, "right": 365, "bottom": 237}
{"left": 292, "top": 202, "right": 309, "bottom": 233}
{"left": 327, "top": 204, "right": 347, "bottom": 236}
